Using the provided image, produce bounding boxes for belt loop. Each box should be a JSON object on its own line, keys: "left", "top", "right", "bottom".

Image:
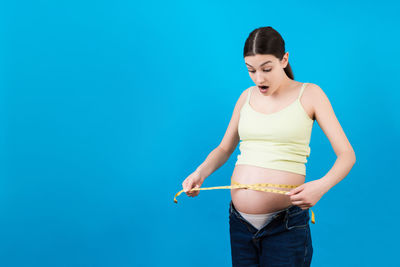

{"left": 283, "top": 208, "right": 290, "bottom": 229}
{"left": 284, "top": 208, "right": 289, "bottom": 222}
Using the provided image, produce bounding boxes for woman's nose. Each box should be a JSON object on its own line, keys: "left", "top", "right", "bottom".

{"left": 255, "top": 73, "right": 266, "bottom": 83}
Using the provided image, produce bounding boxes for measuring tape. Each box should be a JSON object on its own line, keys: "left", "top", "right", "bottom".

{"left": 174, "top": 179, "right": 315, "bottom": 224}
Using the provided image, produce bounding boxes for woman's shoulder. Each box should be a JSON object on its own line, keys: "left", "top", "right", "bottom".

{"left": 304, "top": 82, "right": 321, "bottom": 90}
{"left": 233, "top": 86, "right": 254, "bottom": 111}
{"left": 302, "top": 82, "right": 329, "bottom": 120}
{"left": 303, "top": 82, "right": 327, "bottom": 100}
{"left": 241, "top": 85, "right": 255, "bottom": 97}
{"left": 239, "top": 85, "right": 254, "bottom": 99}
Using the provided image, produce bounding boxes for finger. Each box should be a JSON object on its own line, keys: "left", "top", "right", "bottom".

{"left": 184, "top": 181, "right": 193, "bottom": 193}
{"left": 290, "top": 194, "right": 303, "bottom": 201}
{"left": 187, "top": 188, "right": 197, "bottom": 196}
{"left": 182, "top": 181, "right": 188, "bottom": 191}
{"left": 286, "top": 185, "right": 304, "bottom": 196}
{"left": 188, "top": 188, "right": 201, "bottom": 197}
{"left": 189, "top": 184, "right": 200, "bottom": 193}
{"left": 291, "top": 200, "right": 304, "bottom": 205}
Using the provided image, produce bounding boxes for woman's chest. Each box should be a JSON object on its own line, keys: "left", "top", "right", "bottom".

{"left": 238, "top": 103, "right": 313, "bottom": 142}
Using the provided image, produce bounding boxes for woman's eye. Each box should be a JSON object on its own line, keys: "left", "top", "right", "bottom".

{"left": 248, "top": 69, "right": 271, "bottom": 73}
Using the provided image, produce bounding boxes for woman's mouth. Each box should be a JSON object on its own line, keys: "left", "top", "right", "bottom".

{"left": 258, "top": 85, "right": 269, "bottom": 93}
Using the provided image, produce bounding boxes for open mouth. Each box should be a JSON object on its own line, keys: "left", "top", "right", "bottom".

{"left": 259, "top": 85, "right": 269, "bottom": 92}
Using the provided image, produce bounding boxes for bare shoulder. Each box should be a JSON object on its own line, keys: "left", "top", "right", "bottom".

{"left": 217, "top": 86, "right": 253, "bottom": 154}
{"left": 305, "top": 82, "right": 326, "bottom": 98}
{"left": 235, "top": 86, "right": 252, "bottom": 110}
{"left": 298, "top": 82, "right": 321, "bottom": 120}
{"left": 304, "top": 83, "right": 356, "bottom": 157}
{"left": 305, "top": 82, "right": 335, "bottom": 121}
{"left": 241, "top": 86, "right": 252, "bottom": 100}
{"left": 305, "top": 82, "right": 332, "bottom": 110}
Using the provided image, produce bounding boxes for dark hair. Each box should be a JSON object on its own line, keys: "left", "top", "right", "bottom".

{"left": 243, "top": 26, "right": 294, "bottom": 80}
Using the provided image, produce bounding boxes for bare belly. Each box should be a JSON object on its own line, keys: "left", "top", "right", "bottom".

{"left": 231, "top": 164, "right": 305, "bottom": 214}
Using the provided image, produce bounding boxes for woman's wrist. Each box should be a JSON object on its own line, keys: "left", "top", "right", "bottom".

{"left": 317, "top": 177, "right": 332, "bottom": 195}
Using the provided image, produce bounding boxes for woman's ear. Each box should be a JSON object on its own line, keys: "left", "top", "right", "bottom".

{"left": 281, "top": 52, "right": 289, "bottom": 68}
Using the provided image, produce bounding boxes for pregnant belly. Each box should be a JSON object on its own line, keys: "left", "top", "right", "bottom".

{"left": 231, "top": 164, "right": 306, "bottom": 214}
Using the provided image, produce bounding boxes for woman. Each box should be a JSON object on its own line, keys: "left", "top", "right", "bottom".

{"left": 181, "top": 26, "right": 356, "bottom": 267}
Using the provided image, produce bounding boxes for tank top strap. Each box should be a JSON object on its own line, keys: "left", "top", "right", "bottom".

{"left": 246, "top": 86, "right": 253, "bottom": 104}
{"left": 297, "top": 83, "right": 307, "bottom": 100}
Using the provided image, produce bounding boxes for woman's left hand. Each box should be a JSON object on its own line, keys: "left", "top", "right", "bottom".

{"left": 286, "top": 179, "right": 328, "bottom": 210}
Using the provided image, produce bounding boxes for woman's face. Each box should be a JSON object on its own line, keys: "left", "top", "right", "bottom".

{"left": 244, "top": 53, "right": 289, "bottom": 95}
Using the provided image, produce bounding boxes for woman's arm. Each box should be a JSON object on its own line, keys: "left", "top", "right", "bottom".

{"left": 195, "top": 146, "right": 232, "bottom": 181}
{"left": 195, "top": 88, "right": 249, "bottom": 181}
{"left": 310, "top": 83, "right": 356, "bottom": 193}
{"left": 319, "top": 152, "right": 356, "bottom": 194}
{"left": 287, "top": 84, "right": 356, "bottom": 209}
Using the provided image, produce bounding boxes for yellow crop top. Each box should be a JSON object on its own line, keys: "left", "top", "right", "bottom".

{"left": 235, "top": 83, "right": 314, "bottom": 175}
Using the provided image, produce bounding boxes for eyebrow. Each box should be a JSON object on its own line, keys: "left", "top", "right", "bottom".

{"left": 245, "top": 60, "right": 273, "bottom": 68}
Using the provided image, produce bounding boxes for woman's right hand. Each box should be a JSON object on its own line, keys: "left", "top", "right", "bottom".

{"left": 182, "top": 171, "right": 204, "bottom": 198}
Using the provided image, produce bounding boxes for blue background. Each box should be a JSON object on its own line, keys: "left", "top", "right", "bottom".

{"left": 1, "top": 0, "right": 399, "bottom": 266}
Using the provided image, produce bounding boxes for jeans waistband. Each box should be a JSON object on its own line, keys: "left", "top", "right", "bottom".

{"left": 229, "top": 200, "right": 303, "bottom": 220}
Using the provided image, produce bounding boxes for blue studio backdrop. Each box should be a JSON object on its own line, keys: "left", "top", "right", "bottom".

{"left": 1, "top": 0, "right": 399, "bottom": 266}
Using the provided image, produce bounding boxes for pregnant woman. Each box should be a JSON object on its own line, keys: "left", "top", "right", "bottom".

{"left": 181, "top": 26, "right": 356, "bottom": 267}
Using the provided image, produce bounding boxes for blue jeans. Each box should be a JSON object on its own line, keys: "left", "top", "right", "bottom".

{"left": 229, "top": 200, "right": 313, "bottom": 267}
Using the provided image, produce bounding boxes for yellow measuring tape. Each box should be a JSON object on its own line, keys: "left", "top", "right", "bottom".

{"left": 174, "top": 179, "right": 315, "bottom": 224}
